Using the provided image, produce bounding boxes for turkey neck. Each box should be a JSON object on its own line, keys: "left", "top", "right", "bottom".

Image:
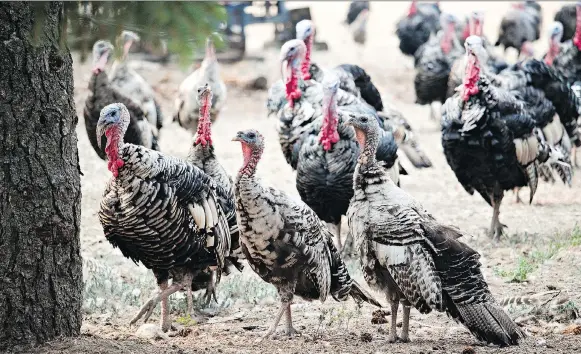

{"left": 462, "top": 53, "right": 480, "bottom": 101}
{"left": 574, "top": 5, "right": 581, "bottom": 50}
{"left": 545, "top": 38, "right": 561, "bottom": 66}
{"left": 319, "top": 92, "right": 339, "bottom": 150}
{"left": 105, "top": 126, "right": 125, "bottom": 178}
{"left": 284, "top": 60, "right": 302, "bottom": 107}
{"left": 301, "top": 35, "right": 313, "bottom": 80}
{"left": 237, "top": 144, "right": 263, "bottom": 178}
{"left": 194, "top": 95, "right": 213, "bottom": 148}
{"left": 354, "top": 128, "right": 378, "bottom": 168}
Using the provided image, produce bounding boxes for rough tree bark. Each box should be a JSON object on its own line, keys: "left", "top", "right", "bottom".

{"left": 0, "top": 2, "right": 82, "bottom": 350}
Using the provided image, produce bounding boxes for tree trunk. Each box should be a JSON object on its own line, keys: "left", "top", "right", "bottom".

{"left": 0, "top": 2, "right": 82, "bottom": 350}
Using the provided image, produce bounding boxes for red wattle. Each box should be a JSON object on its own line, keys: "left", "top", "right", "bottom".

{"left": 462, "top": 22, "right": 470, "bottom": 40}
{"left": 441, "top": 23, "right": 455, "bottom": 54}
{"left": 319, "top": 99, "right": 339, "bottom": 151}
{"left": 105, "top": 127, "right": 124, "bottom": 178}
{"left": 285, "top": 69, "right": 301, "bottom": 108}
{"left": 408, "top": 0, "right": 417, "bottom": 17}
{"left": 545, "top": 41, "right": 560, "bottom": 66}
{"left": 462, "top": 55, "right": 480, "bottom": 101}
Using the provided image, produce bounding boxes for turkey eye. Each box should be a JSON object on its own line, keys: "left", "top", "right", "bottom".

{"left": 247, "top": 132, "right": 256, "bottom": 139}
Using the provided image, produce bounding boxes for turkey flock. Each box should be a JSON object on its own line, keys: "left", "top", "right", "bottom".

{"left": 83, "top": 1, "right": 581, "bottom": 348}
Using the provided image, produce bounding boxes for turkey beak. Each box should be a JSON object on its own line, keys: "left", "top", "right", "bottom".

{"left": 232, "top": 135, "right": 242, "bottom": 142}
{"left": 92, "top": 51, "right": 109, "bottom": 74}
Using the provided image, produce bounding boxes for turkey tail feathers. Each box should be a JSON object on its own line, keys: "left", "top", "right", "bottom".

{"left": 456, "top": 301, "right": 526, "bottom": 346}
{"left": 349, "top": 279, "right": 383, "bottom": 308}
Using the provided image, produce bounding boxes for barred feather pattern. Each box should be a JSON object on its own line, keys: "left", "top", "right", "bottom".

{"left": 188, "top": 143, "right": 245, "bottom": 271}
{"left": 348, "top": 121, "right": 525, "bottom": 345}
{"left": 99, "top": 144, "right": 231, "bottom": 283}
{"left": 84, "top": 71, "right": 156, "bottom": 160}
{"left": 235, "top": 167, "right": 375, "bottom": 306}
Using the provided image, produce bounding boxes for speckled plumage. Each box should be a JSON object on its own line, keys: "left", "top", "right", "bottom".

{"left": 233, "top": 129, "right": 381, "bottom": 339}
{"left": 347, "top": 116, "right": 525, "bottom": 346}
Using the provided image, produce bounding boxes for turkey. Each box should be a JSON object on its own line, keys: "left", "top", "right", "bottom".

{"left": 294, "top": 75, "right": 400, "bottom": 250}
{"left": 494, "top": 1, "right": 542, "bottom": 55}
{"left": 84, "top": 40, "right": 158, "bottom": 160}
{"left": 174, "top": 37, "right": 227, "bottom": 133}
{"left": 232, "top": 129, "right": 382, "bottom": 341}
{"left": 295, "top": 19, "right": 383, "bottom": 111}
{"left": 345, "top": 0, "right": 369, "bottom": 25}
{"left": 441, "top": 36, "right": 572, "bottom": 239}
{"left": 414, "top": 13, "right": 464, "bottom": 121}
{"left": 447, "top": 12, "right": 509, "bottom": 99}
{"left": 396, "top": 0, "right": 442, "bottom": 57}
{"left": 96, "top": 102, "right": 232, "bottom": 331}
{"left": 109, "top": 31, "right": 164, "bottom": 137}
{"left": 186, "top": 83, "right": 245, "bottom": 304}
{"left": 554, "top": 3, "right": 576, "bottom": 42}
{"left": 345, "top": 113, "right": 526, "bottom": 346}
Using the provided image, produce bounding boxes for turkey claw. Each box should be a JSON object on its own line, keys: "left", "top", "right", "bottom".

{"left": 130, "top": 297, "right": 157, "bottom": 326}
{"left": 388, "top": 335, "right": 409, "bottom": 343}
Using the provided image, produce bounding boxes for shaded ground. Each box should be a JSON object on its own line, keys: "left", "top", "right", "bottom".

{"left": 18, "top": 1, "right": 581, "bottom": 353}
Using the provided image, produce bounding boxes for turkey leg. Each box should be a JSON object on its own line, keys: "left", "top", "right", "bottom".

{"left": 513, "top": 187, "right": 523, "bottom": 204}
{"left": 284, "top": 302, "right": 300, "bottom": 336}
{"left": 204, "top": 267, "right": 218, "bottom": 305}
{"left": 488, "top": 198, "right": 506, "bottom": 240}
{"left": 388, "top": 301, "right": 399, "bottom": 343}
{"left": 255, "top": 300, "right": 289, "bottom": 342}
{"left": 400, "top": 305, "right": 411, "bottom": 343}
{"left": 130, "top": 280, "right": 182, "bottom": 331}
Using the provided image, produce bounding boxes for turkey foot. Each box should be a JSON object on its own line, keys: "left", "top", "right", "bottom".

{"left": 255, "top": 301, "right": 289, "bottom": 343}
{"left": 488, "top": 199, "right": 506, "bottom": 240}
{"left": 204, "top": 268, "right": 218, "bottom": 306}
{"left": 284, "top": 302, "right": 301, "bottom": 338}
{"left": 513, "top": 188, "right": 522, "bottom": 204}
{"left": 387, "top": 301, "right": 402, "bottom": 343}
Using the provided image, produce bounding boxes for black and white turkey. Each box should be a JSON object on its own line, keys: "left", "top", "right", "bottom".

{"left": 554, "top": 3, "right": 577, "bottom": 43}
{"left": 494, "top": 1, "right": 542, "bottom": 55}
{"left": 186, "top": 83, "right": 244, "bottom": 304}
{"left": 232, "top": 129, "right": 382, "bottom": 341}
{"left": 396, "top": 0, "right": 442, "bottom": 57}
{"left": 551, "top": 3, "right": 581, "bottom": 85}
{"left": 294, "top": 75, "right": 400, "bottom": 250}
{"left": 109, "top": 31, "right": 164, "bottom": 138}
{"left": 96, "top": 102, "right": 233, "bottom": 331}
{"left": 441, "top": 36, "right": 572, "bottom": 239}
{"left": 174, "top": 37, "right": 227, "bottom": 133}
{"left": 345, "top": 113, "right": 526, "bottom": 346}
{"left": 84, "top": 40, "right": 158, "bottom": 160}
{"left": 414, "top": 12, "right": 464, "bottom": 121}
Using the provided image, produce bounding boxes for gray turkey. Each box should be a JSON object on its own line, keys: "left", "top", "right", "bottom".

{"left": 109, "top": 31, "right": 164, "bottom": 136}
{"left": 396, "top": 0, "right": 442, "bottom": 57}
{"left": 186, "top": 83, "right": 244, "bottom": 304}
{"left": 174, "top": 37, "right": 227, "bottom": 133}
{"left": 296, "top": 19, "right": 383, "bottom": 111}
{"left": 96, "top": 102, "right": 232, "bottom": 331}
{"left": 447, "top": 12, "right": 509, "bottom": 100}
{"left": 232, "top": 129, "right": 382, "bottom": 341}
{"left": 554, "top": 3, "right": 577, "bottom": 42}
{"left": 84, "top": 40, "right": 158, "bottom": 160}
{"left": 294, "top": 75, "right": 400, "bottom": 250}
{"left": 441, "top": 36, "right": 572, "bottom": 239}
{"left": 345, "top": 113, "right": 526, "bottom": 346}
{"left": 414, "top": 12, "right": 464, "bottom": 121}
{"left": 494, "top": 1, "right": 542, "bottom": 55}
{"left": 349, "top": 7, "right": 369, "bottom": 45}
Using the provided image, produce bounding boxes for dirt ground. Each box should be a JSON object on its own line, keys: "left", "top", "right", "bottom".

{"left": 17, "top": 1, "right": 581, "bottom": 353}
